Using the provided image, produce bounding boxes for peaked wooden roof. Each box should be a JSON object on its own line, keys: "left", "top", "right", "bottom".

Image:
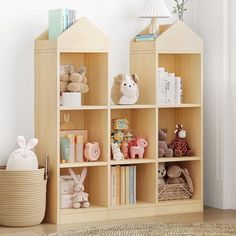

{"left": 35, "top": 17, "right": 109, "bottom": 52}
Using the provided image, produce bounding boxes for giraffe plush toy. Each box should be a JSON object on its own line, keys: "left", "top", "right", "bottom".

{"left": 169, "top": 124, "right": 194, "bottom": 157}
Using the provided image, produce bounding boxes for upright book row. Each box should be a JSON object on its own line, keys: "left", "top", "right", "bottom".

{"left": 111, "top": 166, "right": 136, "bottom": 206}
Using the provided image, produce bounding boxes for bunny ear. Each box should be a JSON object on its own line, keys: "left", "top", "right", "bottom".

{"left": 80, "top": 168, "right": 87, "bottom": 184}
{"left": 69, "top": 168, "right": 79, "bottom": 184}
{"left": 17, "top": 136, "right": 26, "bottom": 148}
{"left": 27, "top": 138, "right": 39, "bottom": 150}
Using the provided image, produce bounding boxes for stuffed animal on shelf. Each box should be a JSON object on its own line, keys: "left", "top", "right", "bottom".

{"left": 60, "top": 65, "right": 74, "bottom": 93}
{"left": 130, "top": 137, "right": 148, "bottom": 159}
{"left": 84, "top": 142, "right": 100, "bottom": 162}
{"left": 169, "top": 124, "right": 194, "bottom": 157}
{"left": 166, "top": 165, "right": 194, "bottom": 193}
{"left": 6, "top": 136, "right": 39, "bottom": 171}
{"left": 158, "top": 129, "right": 173, "bottom": 158}
{"left": 67, "top": 66, "right": 89, "bottom": 93}
{"left": 111, "top": 74, "right": 139, "bottom": 105}
{"left": 158, "top": 163, "right": 166, "bottom": 185}
{"left": 69, "top": 168, "right": 90, "bottom": 208}
{"left": 111, "top": 142, "right": 124, "bottom": 161}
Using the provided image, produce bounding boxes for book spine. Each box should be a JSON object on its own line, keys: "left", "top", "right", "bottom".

{"left": 125, "top": 166, "right": 130, "bottom": 205}
{"left": 67, "top": 134, "right": 75, "bottom": 162}
{"left": 129, "top": 166, "right": 134, "bottom": 204}
{"left": 120, "top": 166, "right": 126, "bottom": 205}
{"left": 135, "top": 38, "right": 155, "bottom": 42}
{"left": 111, "top": 167, "right": 116, "bottom": 206}
{"left": 60, "top": 137, "right": 70, "bottom": 163}
{"left": 133, "top": 166, "right": 136, "bottom": 204}
{"left": 116, "top": 166, "right": 120, "bottom": 205}
{"left": 164, "top": 72, "right": 170, "bottom": 104}
{"left": 75, "top": 135, "right": 83, "bottom": 162}
{"left": 169, "top": 73, "right": 176, "bottom": 105}
{"left": 175, "top": 76, "right": 183, "bottom": 104}
{"left": 157, "top": 68, "right": 166, "bottom": 105}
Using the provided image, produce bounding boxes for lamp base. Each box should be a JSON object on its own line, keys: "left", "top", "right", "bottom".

{"left": 149, "top": 18, "right": 160, "bottom": 35}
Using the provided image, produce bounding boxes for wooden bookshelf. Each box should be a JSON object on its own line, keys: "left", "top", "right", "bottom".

{"left": 35, "top": 19, "right": 203, "bottom": 224}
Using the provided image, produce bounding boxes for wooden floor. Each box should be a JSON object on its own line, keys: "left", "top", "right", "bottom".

{"left": 0, "top": 207, "right": 236, "bottom": 236}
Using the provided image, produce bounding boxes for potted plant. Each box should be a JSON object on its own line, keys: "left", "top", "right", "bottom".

{"left": 173, "top": 0, "right": 189, "bottom": 21}
{"left": 61, "top": 66, "right": 89, "bottom": 107}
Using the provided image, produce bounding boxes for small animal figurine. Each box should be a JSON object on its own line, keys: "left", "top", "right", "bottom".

{"left": 111, "top": 74, "right": 139, "bottom": 105}
{"left": 169, "top": 124, "right": 194, "bottom": 157}
{"left": 84, "top": 142, "right": 100, "bottom": 162}
{"left": 69, "top": 168, "right": 90, "bottom": 208}
{"left": 158, "top": 163, "right": 166, "bottom": 185}
{"left": 6, "top": 136, "right": 39, "bottom": 171}
{"left": 130, "top": 137, "right": 148, "bottom": 159}
{"left": 111, "top": 142, "right": 124, "bottom": 161}
{"left": 166, "top": 165, "right": 194, "bottom": 193}
{"left": 120, "top": 141, "right": 129, "bottom": 159}
{"left": 158, "top": 129, "right": 173, "bottom": 157}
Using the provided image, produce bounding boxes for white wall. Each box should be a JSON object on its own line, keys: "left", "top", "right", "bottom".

{"left": 0, "top": 0, "right": 196, "bottom": 166}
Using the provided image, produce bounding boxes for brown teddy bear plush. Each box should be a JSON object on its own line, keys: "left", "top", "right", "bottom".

{"left": 111, "top": 74, "right": 139, "bottom": 105}
{"left": 60, "top": 65, "right": 74, "bottom": 93}
{"left": 67, "top": 66, "right": 89, "bottom": 93}
{"left": 158, "top": 129, "right": 173, "bottom": 157}
{"left": 166, "top": 165, "right": 194, "bottom": 193}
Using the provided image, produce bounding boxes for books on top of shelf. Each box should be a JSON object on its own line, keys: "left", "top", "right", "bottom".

{"left": 135, "top": 34, "right": 158, "bottom": 42}
{"left": 157, "top": 67, "right": 183, "bottom": 105}
{"left": 111, "top": 165, "right": 136, "bottom": 206}
{"left": 48, "top": 9, "right": 77, "bottom": 40}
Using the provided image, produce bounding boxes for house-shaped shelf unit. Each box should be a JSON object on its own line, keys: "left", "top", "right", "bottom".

{"left": 130, "top": 21, "right": 203, "bottom": 215}
{"left": 35, "top": 18, "right": 110, "bottom": 224}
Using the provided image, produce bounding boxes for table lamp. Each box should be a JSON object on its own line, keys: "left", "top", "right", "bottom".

{"left": 139, "top": 0, "right": 172, "bottom": 35}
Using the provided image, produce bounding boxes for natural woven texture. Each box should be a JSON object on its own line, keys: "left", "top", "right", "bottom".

{"left": 46, "top": 222, "right": 236, "bottom": 236}
{"left": 159, "top": 183, "right": 192, "bottom": 201}
{"left": 0, "top": 168, "right": 47, "bottom": 227}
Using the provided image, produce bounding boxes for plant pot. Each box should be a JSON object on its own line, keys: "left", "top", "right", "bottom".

{"left": 62, "top": 92, "right": 82, "bottom": 107}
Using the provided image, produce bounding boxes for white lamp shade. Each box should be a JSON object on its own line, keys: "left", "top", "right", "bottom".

{"left": 139, "top": 0, "right": 172, "bottom": 18}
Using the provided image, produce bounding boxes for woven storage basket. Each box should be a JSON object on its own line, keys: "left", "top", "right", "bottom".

{"left": 0, "top": 167, "right": 47, "bottom": 227}
{"left": 158, "top": 183, "right": 192, "bottom": 201}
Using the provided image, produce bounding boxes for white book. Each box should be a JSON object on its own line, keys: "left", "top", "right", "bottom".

{"left": 168, "top": 73, "right": 176, "bottom": 105}
{"left": 157, "top": 68, "right": 166, "bottom": 105}
{"left": 164, "top": 72, "right": 170, "bottom": 104}
{"left": 111, "top": 167, "right": 117, "bottom": 206}
{"left": 175, "top": 77, "right": 183, "bottom": 104}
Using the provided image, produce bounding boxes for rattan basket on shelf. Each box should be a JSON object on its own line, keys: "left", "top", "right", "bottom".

{"left": 0, "top": 167, "right": 47, "bottom": 227}
{"left": 158, "top": 183, "right": 192, "bottom": 201}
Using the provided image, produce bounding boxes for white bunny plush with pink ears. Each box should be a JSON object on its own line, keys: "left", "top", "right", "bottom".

{"left": 69, "top": 168, "right": 90, "bottom": 208}
{"left": 6, "top": 136, "right": 39, "bottom": 171}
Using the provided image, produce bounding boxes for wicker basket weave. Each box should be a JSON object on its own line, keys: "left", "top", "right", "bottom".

{"left": 0, "top": 167, "right": 47, "bottom": 227}
{"left": 158, "top": 183, "right": 192, "bottom": 201}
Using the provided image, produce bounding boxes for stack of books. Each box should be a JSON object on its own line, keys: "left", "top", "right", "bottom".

{"left": 158, "top": 67, "right": 183, "bottom": 105}
{"left": 49, "top": 9, "right": 77, "bottom": 40}
{"left": 135, "top": 34, "right": 157, "bottom": 42}
{"left": 111, "top": 166, "right": 136, "bottom": 206}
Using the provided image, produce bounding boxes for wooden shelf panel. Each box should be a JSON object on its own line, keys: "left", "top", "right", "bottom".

{"left": 110, "top": 159, "right": 156, "bottom": 165}
{"left": 158, "top": 199, "right": 200, "bottom": 206}
{"left": 60, "top": 161, "right": 108, "bottom": 168}
{"left": 158, "top": 104, "right": 201, "bottom": 108}
{"left": 158, "top": 157, "right": 201, "bottom": 163}
{"left": 60, "top": 105, "right": 108, "bottom": 111}
{"left": 110, "top": 104, "right": 156, "bottom": 110}
{"left": 111, "top": 201, "right": 155, "bottom": 210}
{"left": 60, "top": 204, "right": 107, "bottom": 214}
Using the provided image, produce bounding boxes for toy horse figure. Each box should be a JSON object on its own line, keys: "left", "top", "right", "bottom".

{"left": 169, "top": 124, "right": 194, "bottom": 157}
{"left": 130, "top": 137, "right": 148, "bottom": 159}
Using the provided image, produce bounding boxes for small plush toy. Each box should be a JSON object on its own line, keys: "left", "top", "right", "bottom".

{"left": 6, "top": 136, "right": 39, "bottom": 171}
{"left": 120, "top": 141, "right": 129, "bottom": 159}
{"left": 113, "top": 131, "right": 124, "bottom": 144}
{"left": 111, "top": 74, "right": 139, "bottom": 105}
{"left": 67, "top": 66, "right": 89, "bottom": 93}
{"left": 158, "top": 163, "right": 166, "bottom": 185}
{"left": 169, "top": 124, "right": 194, "bottom": 157}
{"left": 130, "top": 137, "right": 148, "bottom": 159}
{"left": 69, "top": 168, "right": 90, "bottom": 208}
{"left": 158, "top": 129, "right": 173, "bottom": 157}
{"left": 60, "top": 65, "right": 74, "bottom": 92}
{"left": 84, "top": 142, "right": 100, "bottom": 162}
{"left": 166, "top": 165, "right": 194, "bottom": 193}
{"left": 111, "top": 142, "right": 124, "bottom": 161}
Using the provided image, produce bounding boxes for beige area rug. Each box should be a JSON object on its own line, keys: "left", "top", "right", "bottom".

{"left": 46, "top": 222, "right": 236, "bottom": 236}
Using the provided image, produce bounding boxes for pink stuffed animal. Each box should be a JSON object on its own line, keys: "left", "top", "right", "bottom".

{"left": 84, "top": 142, "right": 100, "bottom": 161}
{"left": 130, "top": 137, "right": 148, "bottom": 159}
